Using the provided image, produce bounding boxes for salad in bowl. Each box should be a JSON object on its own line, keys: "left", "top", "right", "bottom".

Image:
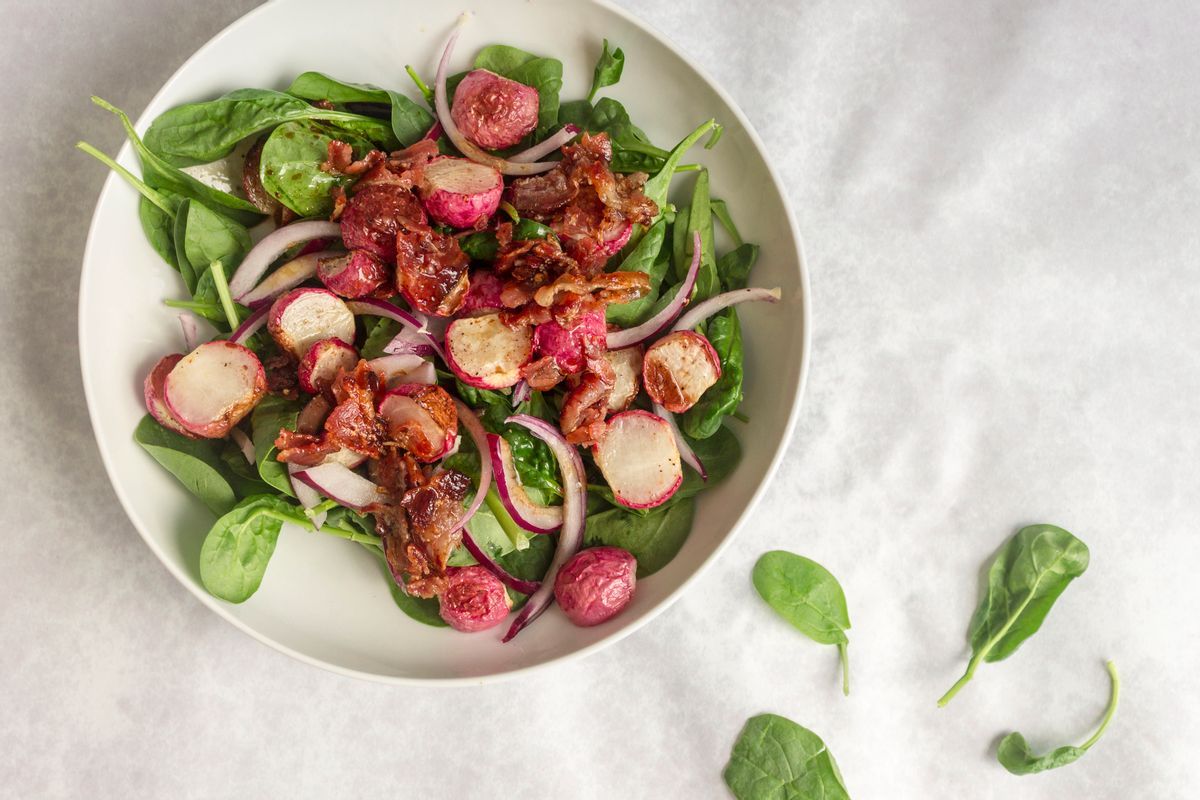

{"left": 80, "top": 17, "right": 780, "bottom": 643}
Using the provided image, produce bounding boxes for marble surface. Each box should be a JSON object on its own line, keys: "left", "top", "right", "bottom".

{"left": 2, "top": 0, "right": 1198, "bottom": 796}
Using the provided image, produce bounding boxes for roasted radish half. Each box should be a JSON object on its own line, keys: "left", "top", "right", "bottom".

{"left": 143, "top": 353, "right": 195, "bottom": 437}
{"left": 532, "top": 310, "right": 606, "bottom": 374}
{"left": 445, "top": 312, "right": 534, "bottom": 389}
{"left": 317, "top": 250, "right": 389, "bottom": 299}
{"left": 591, "top": 410, "right": 682, "bottom": 509}
{"left": 298, "top": 338, "right": 359, "bottom": 394}
{"left": 458, "top": 269, "right": 504, "bottom": 316}
{"left": 267, "top": 288, "right": 356, "bottom": 359}
{"left": 488, "top": 434, "right": 563, "bottom": 533}
{"left": 418, "top": 157, "right": 503, "bottom": 229}
{"left": 163, "top": 341, "right": 267, "bottom": 439}
{"left": 451, "top": 69, "right": 539, "bottom": 150}
{"left": 641, "top": 330, "right": 722, "bottom": 414}
{"left": 604, "top": 346, "right": 644, "bottom": 413}
{"left": 378, "top": 384, "right": 459, "bottom": 462}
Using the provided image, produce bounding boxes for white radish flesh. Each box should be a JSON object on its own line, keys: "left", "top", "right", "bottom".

{"left": 641, "top": 330, "right": 722, "bottom": 414}
{"left": 591, "top": 410, "right": 682, "bottom": 510}
{"left": 604, "top": 346, "right": 644, "bottom": 413}
{"left": 298, "top": 338, "right": 359, "bottom": 394}
{"left": 163, "top": 341, "right": 267, "bottom": 439}
{"left": 445, "top": 312, "right": 533, "bottom": 389}
{"left": 268, "top": 288, "right": 355, "bottom": 359}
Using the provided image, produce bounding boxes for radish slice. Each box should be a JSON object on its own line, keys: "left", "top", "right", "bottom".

{"left": 368, "top": 354, "right": 436, "bottom": 387}
{"left": 434, "top": 18, "right": 559, "bottom": 176}
{"left": 449, "top": 399, "right": 492, "bottom": 534}
{"left": 345, "top": 298, "right": 447, "bottom": 363}
{"left": 501, "top": 414, "right": 587, "bottom": 643}
{"left": 511, "top": 379, "right": 531, "bottom": 408}
{"left": 293, "top": 462, "right": 383, "bottom": 512}
{"left": 230, "top": 304, "right": 269, "bottom": 346}
{"left": 508, "top": 124, "right": 580, "bottom": 163}
{"left": 298, "top": 338, "right": 359, "bottom": 394}
{"left": 164, "top": 341, "right": 267, "bottom": 439}
{"left": 378, "top": 385, "right": 459, "bottom": 462}
{"left": 230, "top": 428, "right": 255, "bottom": 465}
{"left": 177, "top": 314, "right": 201, "bottom": 352}
{"left": 288, "top": 463, "right": 327, "bottom": 531}
{"left": 268, "top": 288, "right": 356, "bottom": 359}
{"left": 460, "top": 529, "right": 540, "bottom": 595}
{"left": 642, "top": 330, "right": 722, "bottom": 414}
{"left": 591, "top": 410, "right": 682, "bottom": 509}
{"left": 672, "top": 287, "right": 783, "bottom": 333}
{"left": 605, "top": 346, "right": 643, "bottom": 413}
{"left": 418, "top": 157, "right": 503, "bottom": 229}
{"left": 240, "top": 250, "right": 338, "bottom": 306}
{"left": 488, "top": 434, "right": 563, "bottom": 534}
{"left": 445, "top": 312, "right": 533, "bottom": 389}
{"left": 228, "top": 220, "right": 342, "bottom": 300}
{"left": 316, "top": 250, "right": 388, "bottom": 299}
{"left": 143, "top": 354, "right": 195, "bottom": 438}
{"left": 653, "top": 403, "right": 706, "bottom": 480}
{"left": 606, "top": 231, "right": 702, "bottom": 350}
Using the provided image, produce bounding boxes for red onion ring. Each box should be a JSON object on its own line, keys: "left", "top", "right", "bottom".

{"left": 293, "top": 462, "right": 383, "bottom": 512}
{"left": 229, "top": 427, "right": 255, "bottom": 465}
{"left": 508, "top": 124, "right": 580, "bottom": 163}
{"left": 178, "top": 313, "right": 201, "bottom": 352}
{"left": 672, "top": 287, "right": 782, "bottom": 333}
{"left": 449, "top": 399, "right": 492, "bottom": 535}
{"left": 228, "top": 220, "right": 341, "bottom": 300}
{"left": 239, "top": 250, "right": 339, "bottom": 306}
{"left": 606, "top": 231, "right": 702, "bottom": 350}
{"left": 511, "top": 379, "right": 531, "bottom": 408}
{"left": 345, "top": 298, "right": 447, "bottom": 363}
{"left": 460, "top": 529, "right": 540, "bottom": 595}
{"left": 287, "top": 463, "right": 327, "bottom": 531}
{"left": 653, "top": 403, "right": 706, "bottom": 480}
{"left": 229, "top": 304, "right": 269, "bottom": 346}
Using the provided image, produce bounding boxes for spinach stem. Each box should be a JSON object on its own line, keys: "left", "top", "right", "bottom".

{"left": 937, "top": 654, "right": 980, "bottom": 707}
{"left": 405, "top": 65, "right": 435, "bottom": 105}
{"left": 208, "top": 260, "right": 241, "bottom": 331}
{"left": 484, "top": 487, "right": 527, "bottom": 547}
{"left": 838, "top": 642, "right": 850, "bottom": 696}
{"left": 164, "top": 299, "right": 222, "bottom": 314}
{"left": 75, "top": 141, "right": 176, "bottom": 216}
{"left": 1079, "top": 661, "right": 1120, "bottom": 751}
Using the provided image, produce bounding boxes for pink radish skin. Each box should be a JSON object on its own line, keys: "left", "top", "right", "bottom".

{"left": 418, "top": 157, "right": 503, "bottom": 229}
{"left": 163, "top": 341, "right": 267, "bottom": 439}
{"left": 377, "top": 385, "right": 458, "bottom": 462}
{"left": 641, "top": 330, "right": 722, "bottom": 414}
{"left": 488, "top": 434, "right": 563, "bottom": 533}
{"left": 604, "top": 346, "right": 643, "bottom": 413}
{"left": 267, "top": 288, "right": 355, "bottom": 359}
{"left": 532, "top": 310, "right": 606, "bottom": 374}
{"left": 459, "top": 270, "right": 504, "bottom": 316}
{"left": 298, "top": 338, "right": 359, "bottom": 394}
{"left": 451, "top": 69, "right": 539, "bottom": 150}
{"left": 601, "top": 222, "right": 633, "bottom": 257}
{"left": 591, "top": 410, "right": 683, "bottom": 509}
{"left": 554, "top": 546, "right": 637, "bottom": 627}
{"left": 143, "top": 354, "right": 196, "bottom": 438}
{"left": 445, "top": 312, "right": 534, "bottom": 389}
{"left": 317, "top": 250, "right": 388, "bottom": 299}
{"left": 439, "top": 565, "right": 513, "bottom": 632}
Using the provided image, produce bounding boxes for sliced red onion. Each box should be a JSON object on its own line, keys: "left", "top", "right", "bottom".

{"left": 288, "top": 463, "right": 327, "bottom": 531}
{"left": 672, "top": 287, "right": 783, "bottom": 333}
{"left": 422, "top": 120, "right": 444, "bottom": 142}
{"left": 488, "top": 433, "right": 562, "bottom": 534}
{"left": 606, "top": 231, "right": 702, "bottom": 350}
{"left": 501, "top": 414, "right": 587, "bottom": 643}
{"left": 511, "top": 379, "right": 531, "bottom": 408}
{"left": 434, "top": 20, "right": 559, "bottom": 176}
{"left": 178, "top": 313, "right": 201, "bottom": 352}
{"left": 383, "top": 327, "right": 436, "bottom": 357}
{"left": 460, "top": 528, "right": 540, "bottom": 595}
{"left": 239, "top": 250, "right": 339, "bottom": 306}
{"left": 450, "top": 399, "right": 492, "bottom": 534}
{"left": 367, "top": 354, "right": 436, "bottom": 386}
{"left": 229, "top": 303, "right": 269, "bottom": 346}
{"left": 508, "top": 124, "right": 580, "bottom": 163}
{"left": 228, "top": 220, "right": 342, "bottom": 300}
{"left": 345, "top": 298, "right": 447, "bottom": 363}
{"left": 653, "top": 403, "right": 706, "bottom": 480}
{"left": 293, "top": 462, "right": 383, "bottom": 512}
{"left": 229, "top": 427, "right": 255, "bottom": 465}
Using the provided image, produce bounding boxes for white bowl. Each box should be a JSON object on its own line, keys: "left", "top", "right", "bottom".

{"left": 79, "top": 0, "right": 810, "bottom": 684}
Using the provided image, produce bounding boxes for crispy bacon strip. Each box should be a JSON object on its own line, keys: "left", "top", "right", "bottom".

{"left": 321, "top": 141, "right": 387, "bottom": 176}
{"left": 275, "top": 361, "right": 384, "bottom": 465}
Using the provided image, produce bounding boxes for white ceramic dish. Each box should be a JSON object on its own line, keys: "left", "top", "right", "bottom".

{"left": 79, "top": 0, "right": 810, "bottom": 684}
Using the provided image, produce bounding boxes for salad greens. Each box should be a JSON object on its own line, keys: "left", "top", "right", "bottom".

{"left": 724, "top": 714, "right": 852, "bottom": 800}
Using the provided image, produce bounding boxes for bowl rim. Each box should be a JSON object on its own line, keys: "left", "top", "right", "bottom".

{"left": 77, "top": 0, "right": 812, "bottom": 685}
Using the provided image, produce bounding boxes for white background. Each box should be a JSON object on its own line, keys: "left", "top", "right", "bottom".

{"left": 2, "top": 0, "right": 1198, "bottom": 796}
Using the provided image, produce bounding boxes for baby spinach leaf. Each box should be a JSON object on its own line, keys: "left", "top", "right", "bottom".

{"left": 606, "top": 217, "right": 668, "bottom": 327}
{"left": 287, "top": 72, "right": 433, "bottom": 146}
{"left": 681, "top": 308, "right": 743, "bottom": 440}
{"left": 473, "top": 45, "right": 562, "bottom": 137}
{"left": 200, "top": 494, "right": 307, "bottom": 603}
{"left": 719, "top": 243, "right": 760, "bottom": 291}
{"left": 642, "top": 118, "right": 719, "bottom": 213}
{"left": 938, "top": 524, "right": 1090, "bottom": 706}
{"left": 140, "top": 195, "right": 181, "bottom": 269}
{"left": 180, "top": 199, "right": 252, "bottom": 299}
{"left": 753, "top": 551, "right": 852, "bottom": 695}
{"left": 997, "top": 660, "right": 1120, "bottom": 775}
{"left": 360, "top": 316, "right": 402, "bottom": 360}
{"left": 586, "top": 39, "right": 625, "bottom": 102}
{"left": 219, "top": 439, "right": 273, "bottom": 498}
{"left": 387, "top": 574, "right": 448, "bottom": 627}
{"left": 259, "top": 120, "right": 372, "bottom": 217}
{"left": 677, "top": 425, "right": 742, "bottom": 497}
{"left": 723, "top": 714, "right": 851, "bottom": 800}
{"left": 459, "top": 218, "right": 555, "bottom": 260}
{"left": 171, "top": 198, "right": 196, "bottom": 291}
{"left": 251, "top": 395, "right": 302, "bottom": 497}
{"left": 558, "top": 97, "right": 668, "bottom": 174}
{"left": 680, "top": 169, "right": 720, "bottom": 301}
{"left": 584, "top": 497, "right": 694, "bottom": 577}
{"left": 143, "top": 87, "right": 399, "bottom": 165}
{"left": 134, "top": 415, "right": 238, "bottom": 516}
{"left": 711, "top": 198, "right": 744, "bottom": 248}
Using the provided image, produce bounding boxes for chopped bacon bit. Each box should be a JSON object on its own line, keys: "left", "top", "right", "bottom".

{"left": 395, "top": 225, "right": 470, "bottom": 316}
{"left": 521, "top": 355, "right": 567, "bottom": 392}
{"left": 532, "top": 271, "right": 650, "bottom": 309}
{"left": 398, "top": 469, "right": 470, "bottom": 597}
{"left": 329, "top": 185, "right": 347, "bottom": 221}
{"left": 311, "top": 99, "right": 336, "bottom": 111}
{"left": 387, "top": 138, "right": 441, "bottom": 173}
{"left": 264, "top": 351, "right": 300, "bottom": 399}
{"left": 560, "top": 373, "right": 613, "bottom": 445}
{"left": 320, "top": 140, "right": 387, "bottom": 176}
{"left": 275, "top": 360, "right": 384, "bottom": 465}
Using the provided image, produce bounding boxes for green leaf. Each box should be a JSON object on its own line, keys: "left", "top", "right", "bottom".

{"left": 558, "top": 97, "right": 668, "bottom": 174}
{"left": 677, "top": 425, "right": 742, "bottom": 498}
{"left": 719, "top": 243, "right": 759, "bottom": 291}
{"left": 140, "top": 194, "right": 182, "bottom": 270}
{"left": 251, "top": 395, "right": 302, "bottom": 497}
{"left": 387, "top": 576, "right": 448, "bottom": 627}
{"left": 360, "top": 316, "right": 402, "bottom": 360}
{"left": 681, "top": 308, "right": 743, "bottom": 440}
{"left": 680, "top": 169, "right": 719, "bottom": 301}
{"left": 723, "top": 714, "right": 851, "bottom": 800}
{"left": 473, "top": 45, "right": 563, "bottom": 138}
{"left": 938, "top": 524, "right": 1090, "bottom": 706}
{"left": 606, "top": 217, "right": 669, "bottom": 327}
{"left": 753, "top": 551, "right": 852, "bottom": 695}
{"left": 287, "top": 72, "right": 433, "bottom": 146}
{"left": 200, "top": 494, "right": 306, "bottom": 602}
{"left": 711, "top": 198, "right": 744, "bottom": 248}
{"left": 219, "top": 439, "right": 273, "bottom": 498}
{"left": 998, "top": 661, "right": 1120, "bottom": 775}
{"left": 584, "top": 497, "right": 694, "bottom": 577}
{"left": 642, "top": 119, "right": 719, "bottom": 213}
{"left": 587, "top": 39, "right": 625, "bottom": 102}
{"left": 259, "top": 120, "right": 374, "bottom": 217}
{"left": 459, "top": 218, "right": 554, "bottom": 261}
{"left": 133, "top": 415, "right": 238, "bottom": 516}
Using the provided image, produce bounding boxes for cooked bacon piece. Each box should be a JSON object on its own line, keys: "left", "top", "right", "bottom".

{"left": 275, "top": 360, "right": 384, "bottom": 465}
{"left": 492, "top": 224, "right": 579, "bottom": 291}
{"left": 371, "top": 448, "right": 420, "bottom": 589}
{"left": 242, "top": 135, "right": 277, "bottom": 214}
{"left": 532, "top": 271, "right": 650, "bottom": 309}
{"left": 394, "top": 225, "right": 470, "bottom": 316}
{"left": 560, "top": 372, "right": 613, "bottom": 445}
{"left": 507, "top": 167, "right": 575, "bottom": 218}
{"left": 500, "top": 301, "right": 552, "bottom": 328}
{"left": 521, "top": 355, "right": 567, "bottom": 392}
{"left": 263, "top": 351, "right": 300, "bottom": 399}
{"left": 328, "top": 185, "right": 348, "bottom": 221}
{"left": 387, "top": 138, "right": 441, "bottom": 173}
{"left": 320, "top": 140, "right": 387, "bottom": 176}
{"left": 379, "top": 384, "right": 459, "bottom": 462}
{"left": 296, "top": 394, "right": 333, "bottom": 434}
{"left": 311, "top": 99, "right": 336, "bottom": 111}
{"left": 398, "top": 469, "right": 471, "bottom": 597}
{"left": 340, "top": 184, "right": 427, "bottom": 262}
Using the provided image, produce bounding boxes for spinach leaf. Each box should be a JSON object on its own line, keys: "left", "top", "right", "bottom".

{"left": 587, "top": 39, "right": 625, "bottom": 102}
{"left": 584, "top": 497, "right": 694, "bottom": 577}
{"left": 642, "top": 118, "right": 719, "bottom": 213}
{"left": 558, "top": 97, "right": 668, "bottom": 174}
{"left": 133, "top": 415, "right": 238, "bottom": 516}
{"left": 455, "top": 381, "right": 560, "bottom": 494}
{"left": 753, "top": 551, "right": 852, "bottom": 696}
{"left": 287, "top": 72, "right": 433, "bottom": 146}
{"left": 606, "top": 217, "right": 669, "bottom": 327}
{"left": 219, "top": 439, "right": 273, "bottom": 498}
{"left": 719, "top": 243, "right": 759, "bottom": 291}
{"left": 681, "top": 308, "right": 743, "bottom": 440}
{"left": 711, "top": 198, "right": 744, "bottom": 248}
{"left": 677, "top": 425, "right": 742, "bottom": 498}
{"left": 998, "top": 660, "right": 1120, "bottom": 775}
{"left": 360, "top": 316, "right": 402, "bottom": 360}
{"left": 251, "top": 395, "right": 302, "bottom": 497}
{"left": 91, "top": 97, "right": 264, "bottom": 226}
{"left": 143, "top": 87, "right": 399, "bottom": 165}
{"left": 171, "top": 198, "right": 196, "bottom": 291}
{"left": 178, "top": 199, "right": 252, "bottom": 301}
{"left": 200, "top": 494, "right": 306, "bottom": 603}
{"left": 473, "top": 45, "right": 562, "bottom": 137}
{"left": 386, "top": 574, "right": 448, "bottom": 627}
{"left": 938, "top": 524, "right": 1090, "bottom": 706}
{"left": 677, "top": 169, "right": 719, "bottom": 300}
{"left": 723, "top": 714, "right": 851, "bottom": 800}
{"left": 459, "top": 218, "right": 554, "bottom": 260}
{"left": 259, "top": 120, "right": 372, "bottom": 217}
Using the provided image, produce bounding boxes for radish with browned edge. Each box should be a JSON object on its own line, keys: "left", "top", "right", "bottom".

{"left": 143, "top": 353, "right": 195, "bottom": 437}
{"left": 592, "top": 410, "right": 682, "bottom": 509}
{"left": 268, "top": 287, "right": 355, "bottom": 359}
{"left": 378, "top": 384, "right": 459, "bottom": 462}
{"left": 642, "top": 330, "right": 722, "bottom": 414}
{"left": 604, "top": 346, "right": 643, "bottom": 413}
{"left": 445, "top": 312, "right": 533, "bottom": 389}
{"left": 164, "top": 341, "right": 267, "bottom": 439}
{"left": 298, "top": 338, "right": 359, "bottom": 394}
{"left": 317, "top": 250, "right": 389, "bottom": 299}
{"left": 488, "top": 433, "right": 563, "bottom": 533}
{"left": 418, "top": 157, "right": 503, "bottom": 229}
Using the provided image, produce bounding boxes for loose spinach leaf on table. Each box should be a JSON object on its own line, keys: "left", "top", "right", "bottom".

{"left": 251, "top": 395, "right": 302, "bottom": 497}
{"left": 584, "top": 496, "right": 694, "bottom": 577}
{"left": 938, "top": 524, "right": 1090, "bottom": 706}
{"left": 605, "top": 217, "right": 669, "bottom": 327}
{"left": 997, "top": 660, "right": 1120, "bottom": 775}
{"left": 753, "top": 551, "right": 852, "bottom": 696}
{"left": 472, "top": 45, "right": 562, "bottom": 138}
{"left": 723, "top": 713, "right": 851, "bottom": 800}
{"left": 134, "top": 414, "right": 238, "bottom": 516}
{"left": 286, "top": 72, "right": 433, "bottom": 146}
{"left": 200, "top": 494, "right": 307, "bottom": 603}
{"left": 259, "top": 120, "right": 376, "bottom": 217}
